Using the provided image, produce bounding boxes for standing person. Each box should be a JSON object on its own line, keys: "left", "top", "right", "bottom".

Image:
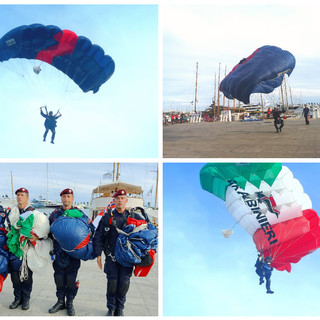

{"left": 6, "top": 188, "right": 38, "bottom": 311}
{"left": 303, "top": 105, "right": 310, "bottom": 125}
{"left": 272, "top": 108, "right": 284, "bottom": 133}
{"left": 48, "top": 188, "right": 94, "bottom": 316}
{"left": 93, "top": 189, "right": 144, "bottom": 316}
{"left": 267, "top": 107, "right": 271, "bottom": 119}
{"left": 40, "top": 106, "right": 62, "bottom": 144}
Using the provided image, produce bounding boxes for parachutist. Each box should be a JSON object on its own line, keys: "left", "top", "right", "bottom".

{"left": 40, "top": 106, "right": 62, "bottom": 144}
{"left": 272, "top": 108, "right": 284, "bottom": 133}
{"left": 255, "top": 255, "right": 274, "bottom": 294}
{"left": 48, "top": 188, "right": 94, "bottom": 316}
{"left": 93, "top": 189, "right": 147, "bottom": 317}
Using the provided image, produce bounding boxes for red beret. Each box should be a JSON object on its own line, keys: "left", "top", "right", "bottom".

{"left": 60, "top": 188, "right": 74, "bottom": 196}
{"left": 15, "top": 187, "right": 29, "bottom": 195}
{"left": 113, "top": 189, "right": 127, "bottom": 198}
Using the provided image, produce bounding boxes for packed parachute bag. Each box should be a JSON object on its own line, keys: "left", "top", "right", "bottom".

{"left": 114, "top": 207, "right": 158, "bottom": 277}
{"left": 50, "top": 208, "right": 96, "bottom": 261}
{"left": 0, "top": 206, "right": 9, "bottom": 292}
{"left": 6, "top": 208, "right": 52, "bottom": 281}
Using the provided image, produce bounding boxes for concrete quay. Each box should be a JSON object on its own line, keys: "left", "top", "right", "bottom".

{"left": 163, "top": 118, "right": 320, "bottom": 158}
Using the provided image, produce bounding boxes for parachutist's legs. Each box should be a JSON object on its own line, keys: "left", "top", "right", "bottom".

{"left": 116, "top": 265, "right": 133, "bottom": 312}
{"left": 43, "top": 128, "right": 49, "bottom": 141}
{"left": 256, "top": 269, "right": 264, "bottom": 284}
{"left": 105, "top": 256, "right": 118, "bottom": 312}
{"left": 53, "top": 267, "right": 67, "bottom": 300}
{"left": 21, "top": 269, "right": 33, "bottom": 303}
{"left": 265, "top": 270, "right": 274, "bottom": 293}
{"left": 10, "top": 271, "right": 22, "bottom": 301}
{"left": 279, "top": 120, "right": 284, "bottom": 132}
{"left": 65, "top": 259, "right": 80, "bottom": 303}
{"left": 51, "top": 129, "right": 56, "bottom": 143}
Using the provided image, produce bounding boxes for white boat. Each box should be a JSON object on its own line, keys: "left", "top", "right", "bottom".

{"left": 90, "top": 181, "right": 144, "bottom": 219}
{"left": 0, "top": 195, "right": 14, "bottom": 209}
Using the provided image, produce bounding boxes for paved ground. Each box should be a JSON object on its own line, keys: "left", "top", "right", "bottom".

{"left": 163, "top": 118, "right": 320, "bottom": 158}
{"left": 0, "top": 256, "right": 158, "bottom": 316}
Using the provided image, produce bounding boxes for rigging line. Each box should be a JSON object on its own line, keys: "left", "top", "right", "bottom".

{"left": 270, "top": 216, "right": 309, "bottom": 261}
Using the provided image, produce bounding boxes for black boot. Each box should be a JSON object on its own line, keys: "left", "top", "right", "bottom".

{"left": 114, "top": 309, "right": 124, "bottom": 316}
{"left": 66, "top": 300, "right": 75, "bottom": 316}
{"left": 106, "top": 309, "right": 115, "bottom": 316}
{"left": 22, "top": 300, "right": 30, "bottom": 310}
{"left": 49, "top": 299, "right": 65, "bottom": 313}
{"left": 9, "top": 299, "right": 21, "bottom": 309}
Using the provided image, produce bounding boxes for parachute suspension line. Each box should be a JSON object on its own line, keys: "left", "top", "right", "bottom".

{"left": 221, "top": 220, "right": 239, "bottom": 238}
{"left": 271, "top": 218, "right": 308, "bottom": 263}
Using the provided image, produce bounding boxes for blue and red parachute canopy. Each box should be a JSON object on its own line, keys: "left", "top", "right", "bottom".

{"left": 219, "top": 45, "right": 295, "bottom": 104}
{"left": 0, "top": 24, "right": 115, "bottom": 93}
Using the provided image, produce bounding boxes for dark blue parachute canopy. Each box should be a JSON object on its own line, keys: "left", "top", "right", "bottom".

{"left": 0, "top": 24, "right": 115, "bottom": 93}
{"left": 219, "top": 45, "right": 296, "bottom": 104}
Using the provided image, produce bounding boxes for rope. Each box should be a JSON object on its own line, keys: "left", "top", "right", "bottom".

{"left": 19, "top": 242, "right": 30, "bottom": 282}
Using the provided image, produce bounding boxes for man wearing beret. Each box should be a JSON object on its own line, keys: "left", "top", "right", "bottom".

{"left": 93, "top": 189, "right": 144, "bottom": 316}
{"left": 48, "top": 188, "right": 94, "bottom": 316}
{"left": 6, "top": 188, "right": 38, "bottom": 311}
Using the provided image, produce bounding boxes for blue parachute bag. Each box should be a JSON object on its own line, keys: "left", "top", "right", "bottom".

{"left": 114, "top": 223, "right": 158, "bottom": 267}
{"left": 0, "top": 227, "right": 6, "bottom": 248}
{"left": 0, "top": 248, "right": 9, "bottom": 275}
{"left": 50, "top": 216, "right": 96, "bottom": 261}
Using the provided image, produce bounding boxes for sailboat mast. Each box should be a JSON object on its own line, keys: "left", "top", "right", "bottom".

{"left": 10, "top": 170, "right": 14, "bottom": 205}
{"left": 194, "top": 62, "right": 198, "bottom": 112}
{"left": 217, "top": 62, "right": 221, "bottom": 116}
{"left": 154, "top": 164, "right": 159, "bottom": 209}
{"left": 116, "top": 163, "right": 120, "bottom": 181}
{"left": 213, "top": 73, "right": 216, "bottom": 117}
{"left": 260, "top": 94, "right": 264, "bottom": 119}
{"left": 283, "top": 75, "right": 289, "bottom": 113}
{"left": 112, "top": 163, "right": 115, "bottom": 182}
{"left": 280, "top": 83, "right": 285, "bottom": 111}
{"left": 46, "top": 163, "right": 49, "bottom": 205}
{"left": 223, "top": 65, "right": 226, "bottom": 109}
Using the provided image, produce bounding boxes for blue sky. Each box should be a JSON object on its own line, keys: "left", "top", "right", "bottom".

{"left": 163, "top": 162, "right": 320, "bottom": 316}
{"left": 163, "top": 3, "right": 320, "bottom": 111}
{"left": 0, "top": 5, "right": 158, "bottom": 158}
{"left": 0, "top": 162, "right": 158, "bottom": 205}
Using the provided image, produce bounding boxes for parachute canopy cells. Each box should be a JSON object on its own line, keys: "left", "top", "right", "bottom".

{"left": 200, "top": 163, "right": 320, "bottom": 272}
{"left": 0, "top": 24, "right": 115, "bottom": 93}
{"left": 219, "top": 46, "right": 296, "bottom": 104}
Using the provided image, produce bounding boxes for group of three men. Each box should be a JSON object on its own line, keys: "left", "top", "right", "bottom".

{"left": 4, "top": 186, "right": 138, "bottom": 316}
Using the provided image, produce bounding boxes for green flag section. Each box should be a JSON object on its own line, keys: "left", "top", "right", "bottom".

{"left": 200, "top": 163, "right": 282, "bottom": 201}
{"left": 6, "top": 214, "right": 35, "bottom": 258}
{"left": 62, "top": 209, "right": 83, "bottom": 218}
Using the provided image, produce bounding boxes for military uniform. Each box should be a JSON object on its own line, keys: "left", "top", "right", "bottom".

{"left": 93, "top": 192, "right": 143, "bottom": 316}
{"left": 48, "top": 205, "right": 94, "bottom": 314}
{"left": 7, "top": 187, "right": 34, "bottom": 310}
